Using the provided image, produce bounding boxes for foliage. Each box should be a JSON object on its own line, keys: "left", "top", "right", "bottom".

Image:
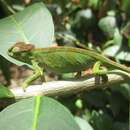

{"left": 0, "top": 0, "right": 129, "bottom": 130}
{"left": 0, "top": 84, "right": 14, "bottom": 98}
{"left": 0, "top": 96, "right": 80, "bottom": 130}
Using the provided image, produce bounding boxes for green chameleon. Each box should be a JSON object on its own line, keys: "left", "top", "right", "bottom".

{"left": 8, "top": 42, "right": 130, "bottom": 90}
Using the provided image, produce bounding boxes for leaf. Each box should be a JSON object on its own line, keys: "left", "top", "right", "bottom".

{"left": 0, "top": 96, "right": 80, "bottom": 130}
{"left": 85, "top": 90, "right": 107, "bottom": 108}
{"left": 91, "top": 111, "right": 113, "bottom": 130}
{"left": 107, "top": 92, "right": 124, "bottom": 117}
{"left": 0, "top": 84, "right": 14, "bottom": 98}
{"left": 112, "top": 122, "right": 128, "bottom": 130}
{"left": 75, "top": 116, "right": 94, "bottom": 130}
{"left": 98, "top": 15, "right": 116, "bottom": 38}
{"left": 88, "top": 0, "right": 102, "bottom": 10}
{"left": 112, "top": 83, "right": 130, "bottom": 101}
{"left": 113, "top": 28, "right": 122, "bottom": 45}
{"left": 121, "top": 0, "right": 130, "bottom": 17}
{"left": 0, "top": 55, "right": 11, "bottom": 84}
{"left": 0, "top": 2, "right": 54, "bottom": 65}
{"left": 103, "top": 44, "right": 130, "bottom": 61}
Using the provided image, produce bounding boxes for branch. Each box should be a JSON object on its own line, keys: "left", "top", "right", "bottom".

{"left": 10, "top": 70, "right": 130, "bottom": 99}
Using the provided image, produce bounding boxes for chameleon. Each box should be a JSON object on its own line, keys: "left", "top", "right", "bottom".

{"left": 8, "top": 42, "right": 130, "bottom": 90}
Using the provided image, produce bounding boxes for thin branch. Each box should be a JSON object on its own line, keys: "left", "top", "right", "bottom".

{"left": 10, "top": 70, "right": 130, "bottom": 99}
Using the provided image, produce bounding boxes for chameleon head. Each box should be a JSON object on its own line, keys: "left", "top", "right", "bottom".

{"left": 8, "top": 42, "right": 35, "bottom": 62}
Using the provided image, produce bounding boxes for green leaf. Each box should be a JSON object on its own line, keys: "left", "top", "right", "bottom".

{"left": 85, "top": 90, "right": 107, "bottom": 108}
{"left": 88, "top": 0, "right": 102, "bottom": 9}
{"left": 98, "top": 15, "right": 116, "bottom": 38}
{"left": 121, "top": 0, "right": 130, "bottom": 17}
{"left": 129, "top": 105, "right": 130, "bottom": 130}
{"left": 113, "top": 28, "right": 122, "bottom": 45}
{"left": 0, "top": 55, "right": 11, "bottom": 84}
{"left": 103, "top": 44, "right": 130, "bottom": 62}
{"left": 0, "top": 96, "right": 80, "bottom": 130}
{"left": 112, "top": 122, "right": 128, "bottom": 130}
{"left": 91, "top": 111, "right": 113, "bottom": 130}
{"left": 113, "top": 83, "right": 130, "bottom": 101}
{"left": 107, "top": 92, "right": 125, "bottom": 117}
{"left": 0, "top": 84, "right": 14, "bottom": 98}
{"left": 75, "top": 116, "right": 94, "bottom": 130}
{"left": 0, "top": 2, "right": 54, "bottom": 65}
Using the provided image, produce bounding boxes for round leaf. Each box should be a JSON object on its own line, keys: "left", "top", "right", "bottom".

{"left": 0, "top": 2, "right": 54, "bottom": 65}
{"left": 75, "top": 117, "right": 94, "bottom": 130}
{"left": 0, "top": 84, "right": 14, "bottom": 98}
{"left": 0, "top": 96, "right": 80, "bottom": 130}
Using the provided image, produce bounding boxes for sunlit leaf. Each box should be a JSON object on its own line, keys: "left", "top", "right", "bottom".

{"left": 0, "top": 2, "right": 54, "bottom": 65}
{"left": 0, "top": 96, "right": 80, "bottom": 130}
{"left": 0, "top": 84, "right": 14, "bottom": 98}
{"left": 75, "top": 116, "right": 94, "bottom": 130}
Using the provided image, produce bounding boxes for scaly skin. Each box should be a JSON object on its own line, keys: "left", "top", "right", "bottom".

{"left": 8, "top": 42, "right": 130, "bottom": 89}
{"left": 8, "top": 42, "right": 130, "bottom": 74}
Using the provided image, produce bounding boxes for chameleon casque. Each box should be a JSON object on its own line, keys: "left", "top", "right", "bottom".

{"left": 8, "top": 42, "right": 130, "bottom": 90}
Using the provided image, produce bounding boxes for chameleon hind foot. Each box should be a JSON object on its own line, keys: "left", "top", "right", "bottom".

{"left": 93, "top": 61, "right": 108, "bottom": 85}
{"left": 92, "top": 61, "right": 108, "bottom": 75}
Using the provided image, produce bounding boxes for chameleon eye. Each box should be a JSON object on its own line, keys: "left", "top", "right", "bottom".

{"left": 12, "top": 46, "right": 22, "bottom": 53}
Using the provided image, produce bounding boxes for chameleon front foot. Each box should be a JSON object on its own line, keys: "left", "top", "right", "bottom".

{"left": 22, "top": 60, "right": 44, "bottom": 91}
{"left": 22, "top": 82, "right": 29, "bottom": 92}
{"left": 22, "top": 70, "right": 44, "bottom": 91}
